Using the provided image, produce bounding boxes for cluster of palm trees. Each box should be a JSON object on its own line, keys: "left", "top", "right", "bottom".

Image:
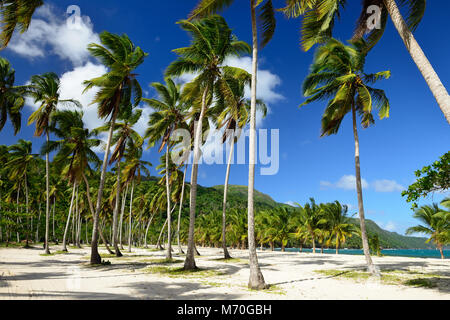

{"left": 194, "top": 200, "right": 358, "bottom": 255}
{"left": 0, "top": 0, "right": 449, "bottom": 289}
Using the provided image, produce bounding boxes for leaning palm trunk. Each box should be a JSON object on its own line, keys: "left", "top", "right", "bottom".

{"left": 44, "top": 131, "right": 51, "bottom": 254}
{"left": 352, "top": 104, "right": 380, "bottom": 276}
{"left": 221, "top": 133, "right": 235, "bottom": 259}
{"left": 91, "top": 112, "right": 118, "bottom": 264}
{"left": 112, "top": 161, "right": 123, "bottom": 257}
{"left": 128, "top": 181, "right": 135, "bottom": 253}
{"left": 62, "top": 182, "right": 77, "bottom": 252}
{"left": 247, "top": 0, "right": 266, "bottom": 290}
{"left": 177, "top": 164, "right": 187, "bottom": 254}
{"left": 156, "top": 218, "right": 168, "bottom": 250}
{"left": 384, "top": 0, "right": 450, "bottom": 124}
{"left": 144, "top": 213, "right": 156, "bottom": 248}
{"left": 165, "top": 145, "right": 172, "bottom": 260}
{"left": 184, "top": 84, "right": 209, "bottom": 270}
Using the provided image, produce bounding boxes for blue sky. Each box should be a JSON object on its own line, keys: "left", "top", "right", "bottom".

{"left": 1, "top": 1, "right": 449, "bottom": 235}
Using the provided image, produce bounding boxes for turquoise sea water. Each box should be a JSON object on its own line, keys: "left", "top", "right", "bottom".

{"left": 271, "top": 248, "right": 449, "bottom": 259}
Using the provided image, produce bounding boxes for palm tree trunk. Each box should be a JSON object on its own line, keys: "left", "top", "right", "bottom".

{"left": 157, "top": 218, "right": 168, "bottom": 250}
{"left": 128, "top": 181, "right": 135, "bottom": 253}
{"left": 438, "top": 245, "right": 445, "bottom": 260}
{"left": 184, "top": 84, "right": 209, "bottom": 270}
{"left": 52, "top": 198, "right": 57, "bottom": 244}
{"left": 91, "top": 112, "right": 118, "bottom": 264}
{"left": 384, "top": 0, "right": 450, "bottom": 124}
{"left": 165, "top": 144, "right": 172, "bottom": 260}
{"left": 336, "top": 239, "right": 339, "bottom": 255}
{"left": 247, "top": 0, "right": 266, "bottom": 290}
{"left": 35, "top": 202, "right": 41, "bottom": 243}
{"left": 222, "top": 134, "right": 235, "bottom": 259}
{"left": 75, "top": 185, "right": 81, "bottom": 248}
{"left": 16, "top": 183, "right": 20, "bottom": 243}
{"left": 62, "top": 182, "right": 76, "bottom": 252}
{"left": 352, "top": 104, "right": 380, "bottom": 276}
{"left": 24, "top": 173, "right": 30, "bottom": 248}
{"left": 119, "top": 184, "right": 129, "bottom": 250}
{"left": 44, "top": 131, "right": 51, "bottom": 254}
{"left": 144, "top": 213, "right": 156, "bottom": 248}
{"left": 177, "top": 164, "right": 187, "bottom": 254}
{"left": 112, "top": 161, "right": 123, "bottom": 257}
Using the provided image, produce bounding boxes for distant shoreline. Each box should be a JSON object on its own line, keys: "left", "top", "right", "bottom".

{"left": 268, "top": 248, "right": 449, "bottom": 259}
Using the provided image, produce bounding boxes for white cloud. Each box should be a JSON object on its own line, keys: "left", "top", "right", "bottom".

{"left": 321, "top": 175, "right": 405, "bottom": 193}
{"left": 285, "top": 201, "right": 296, "bottom": 207}
{"left": 8, "top": 5, "right": 100, "bottom": 66}
{"left": 321, "top": 175, "right": 369, "bottom": 191}
{"left": 377, "top": 221, "right": 397, "bottom": 232}
{"left": 372, "top": 179, "right": 405, "bottom": 193}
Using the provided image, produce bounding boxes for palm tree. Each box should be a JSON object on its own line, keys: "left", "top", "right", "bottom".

{"left": 43, "top": 110, "right": 100, "bottom": 251}
{"left": 406, "top": 203, "right": 449, "bottom": 259}
{"left": 0, "top": 57, "right": 25, "bottom": 134}
{"left": 214, "top": 69, "right": 267, "bottom": 259}
{"left": 5, "top": 139, "right": 38, "bottom": 247}
{"left": 322, "top": 201, "right": 356, "bottom": 254}
{"left": 96, "top": 107, "right": 143, "bottom": 257}
{"left": 301, "top": 39, "right": 391, "bottom": 275}
{"left": 281, "top": 0, "right": 450, "bottom": 123}
{"left": 189, "top": 0, "right": 276, "bottom": 290}
{"left": 83, "top": 31, "right": 147, "bottom": 264}
{"left": 144, "top": 78, "right": 187, "bottom": 260}
{"left": 122, "top": 142, "right": 151, "bottom": 253}
{"left": 166, "top": 15, "right": 251, "bottom": 270}
{"left": 293, "top": 198, "right": 323, "bottom": 253}
{"left": 0, "top": 0, "right": 44, "bottom": 48}
{"left": 27, "top": 72, "right": 81, "bottom": 254}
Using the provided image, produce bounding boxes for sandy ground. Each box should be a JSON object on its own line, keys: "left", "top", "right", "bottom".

{"left": 0, "top": 245, "right": 449, "bottom": 300}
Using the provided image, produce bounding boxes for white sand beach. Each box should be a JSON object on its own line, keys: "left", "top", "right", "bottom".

{"left": 0, "top": 245, "right": 449, "bottom": 300}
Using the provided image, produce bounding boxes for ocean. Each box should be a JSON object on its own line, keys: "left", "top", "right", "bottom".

{"left": 271, "top": 248, "right": 449, "bottom": 259}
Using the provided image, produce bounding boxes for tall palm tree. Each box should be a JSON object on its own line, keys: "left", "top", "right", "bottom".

{"left": 0, "top": 57, "right": 25, "bottom": 134}
{"left": 122, "top": 146, "right": 152, "bottom": 252}
{"left": 166, "top": 15, "right": 251, "bottom": 270}
{"left": 322, "top": 201, "right": 356, "bottom": 254}
{"left": 189, "top": 0, "right": 276, "bottom": 290}
{"left": 5, "top": 139, "right": 38, "bottom": 247}
{"left": 96, "top": 107, "right": 143, "bottom": 257}
{"left": 213, "top": 69, "right": 267, "bottom": 259}
{"left": 43, "top": 110, "right": 100, "bottom": 251}
{"left": 83, "top": 31, "right": 147, "bottom": 264}
{"left": 27, "top": 72, "right": 81, "bottom": 254}
{"left": 281, "top": 0, "right": 450, "bottom": 123}
{"left": 301, "top": 39, "right": 391, "bottom": 275}
{"left": 0, "top": 0, "right": 43, "bottom": 48}
{"left": 144, "top": 78, "right": 187, "bottom": 260}
{"left": 406, "top": 203, "right": 449, "bottom": 259}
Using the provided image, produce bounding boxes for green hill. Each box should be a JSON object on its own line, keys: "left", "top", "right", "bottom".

{"left": 145, "top": 179, "right": 431, "bottom": 249}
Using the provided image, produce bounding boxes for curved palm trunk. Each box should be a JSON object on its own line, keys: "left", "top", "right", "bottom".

{"left": 44, "top": 131, "right": 51, "bottom": 254}
{"left": 222, "top": 134, "right": 235, "bottom": 259}
{"left": 247, "top": 0, "right": 267, "bottom": 290}
{"left": 144, "top": 213, "right": 156, "bottom": 248}
{"left": 112, "top": 161, "right": 123, "bottom": 257}
{"left": 62, "top": 182, "right": 76, "bottom": 252}
{"left": 91, "top": 112, "right": 118, "bottom": 264}
{"left": 165, "top": 145, "right": 172, "bottom": 260}
{"left": 75, "top": 186, "right": 81, "bottom": 248}
{"left": 119, "top": 184, "right": 129, "bottom": 250}
{"left": 177, "top": 164, "right": 187, "bottom": 254}
{"left": 384, "top": 0, "right": 450, "bottom": 124}
{"left": 156, "top": 218, "right": 168, "bottom": 250}
{"left": 184, "top": 84, "right": 209, "bottom": 270}
{"left": 52, "top": 198, "right": 57, "bottom": 244}
{"left": 128, "top": 181, "right": 135, "bottom": 253}
{"left": 352, "top": 105, "right": 380, "bottom": 276}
